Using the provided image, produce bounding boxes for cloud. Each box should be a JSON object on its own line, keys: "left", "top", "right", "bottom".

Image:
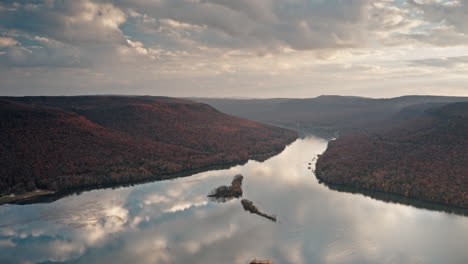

{"left": 409, "top": 0, "right": 468, "bottom": 34}
{"left": 0, "top": 0, "right": 467, "bottom": 97}
{"left": 117, "top": 0, "right": 377, "bottom": 52}
{"left": 0, "top": 0, "right": 462, "bottom": 67}
{"left": 400, "top": 26, "right": 468, "bottom": 46}
{"left": 410, "top": 55, "right": 468, "bottom": 68}
{"left": 0, "top": 0, "right": 131, "bottom": 68}
{"left": 406, "top": 0, "right": 468, "bottom": 46}
{"left": 0, "top": 37, "right": 17, "bottom": 48}
{"left": 0, "top": 239, "right": 16, "bottom": 247}
{"left": 0, "top": 0, "right": 127, "bottom": 46}
{"left": 2, "top": 44, "right": 88, "bottom": 68}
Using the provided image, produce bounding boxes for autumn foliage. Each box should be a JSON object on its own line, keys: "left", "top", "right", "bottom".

{"left": 316, "top": 102, "right": 468, "bottom": 208}
{"left": 0, "top": 96, "right": 297, "bottom": 196}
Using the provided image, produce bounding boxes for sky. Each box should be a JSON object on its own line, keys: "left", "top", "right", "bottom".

{"left": 0, "top": 0, "right": 468, "bottom": 98}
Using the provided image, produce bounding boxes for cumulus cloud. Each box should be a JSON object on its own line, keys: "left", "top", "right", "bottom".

{"left": 0, "top": 0, "right": 127, "bottom": 45}
{"left": 409, "top": 0, "right": 468, "bottom": 34}
{"left": 0, "top": 0, "right": 131, "bottom": 68}
{"left": 118, "top": 0, "right": 379, "bottom": 51}
{"left": 0, "top": 0, "right": 467, "bottom": 97}
{"left": 0, "top": 0, "right": 425, "bottom": 57}
{"left": 406, "top": 0, "right": 468, "bottom": 46}
{"left": 0, "top": 0, "right": 463, "bottom": 67}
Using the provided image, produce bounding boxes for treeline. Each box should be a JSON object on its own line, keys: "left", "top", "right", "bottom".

{"left": 0, "top": 97, "right": 297, "bottom": 196}
{"left": 316, "top": 102, "right": 468, "bottom": 208}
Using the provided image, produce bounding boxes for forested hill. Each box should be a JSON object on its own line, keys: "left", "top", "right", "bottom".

{"left": 191, "top": 95, "right": 468, "bottom": 138}
{"left": 315, "top": 102, "right": 468, "bottom": 208}
{"left": 0, "top": 96, "right": 297, "bottom": 198}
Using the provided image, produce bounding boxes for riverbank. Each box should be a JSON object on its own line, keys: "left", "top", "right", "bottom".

{"left": 1, "top": 136, "right": 468, "bottom": 264}
{"left": 1, "top": 139, "right": 296, "bottom": 206}
{"left": 0, "top": 190, "right": 55, "bottom": 205}
{"left": 0, "top": 96, "right": 298, "bottom": 203}
{"left": 316, "top": 151, "right": 468, "bottom": 210}
{"left": 315, "top": 175, "right": 468, "bottom": 216}
{"left": 315, "top": 102, "right": 468, "bottom": 210}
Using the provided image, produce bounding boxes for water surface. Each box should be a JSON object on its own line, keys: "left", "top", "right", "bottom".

{"left": 0, "top": 137, "right": 467, "bottom": 264}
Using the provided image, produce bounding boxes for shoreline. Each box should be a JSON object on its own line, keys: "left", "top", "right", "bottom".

{"left": 315, "top": 173, "right": 468, "bottom": 216}
{"left": 314, "top": 128, "right": 468, "bottom": 214}
{"left": 1, "top": 138, "right": 297, "bottom": 206}
{"left": 0, "top": 190, "right": 56, "bottom": 205}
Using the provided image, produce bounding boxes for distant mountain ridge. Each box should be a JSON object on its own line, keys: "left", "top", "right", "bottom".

{"left": 192, "top": 95, "right": 468, "bottom": 138}
{"left": 0, "top": 96, "right": 297, "bottom": 200}
{"left": 191, "top": 95, "right": 468, "bottom": 209}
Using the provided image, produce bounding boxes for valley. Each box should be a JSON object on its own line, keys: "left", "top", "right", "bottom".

{"left": 0, "top": 96, "right": 297, "bottom": 203}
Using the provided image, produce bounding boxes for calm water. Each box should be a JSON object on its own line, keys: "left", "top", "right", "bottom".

{"left": 0, "top": 137, "right": 467, "bottom": 264}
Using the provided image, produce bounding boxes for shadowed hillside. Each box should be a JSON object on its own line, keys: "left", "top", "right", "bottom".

{"left": 192, "top": 95, "right": 468, "bottom": 138}
{"left": 0, "top": 96, "right": 297, "bottom": 199}
{"left": 192, "top": 96, "right": 468, "bottom": 208}
{"left": 316, "top": 102, "right": 468, "bottom": 208}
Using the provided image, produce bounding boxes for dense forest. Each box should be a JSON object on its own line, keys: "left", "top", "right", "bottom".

{"left": 316, "top": 102, "right": 468, "bottom": 208}
{"left": 0, "top": 96, "right": 297, "bottom": 197}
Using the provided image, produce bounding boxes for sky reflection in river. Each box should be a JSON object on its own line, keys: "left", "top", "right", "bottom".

{"left": 0, "top": 136, "right": 467, "bottom": 264}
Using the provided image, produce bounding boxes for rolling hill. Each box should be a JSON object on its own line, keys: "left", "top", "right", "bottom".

{"left": 192, "top": 95, "right": 468, "bottom": 138}
{"left": 315, "top": 102, "right": 468, "bottom": 208}
{"left": 192, "top": 95, "right": 468, "bottom": 208}
{"left": 0, "top": 96, "right": 297, "bottom": 199}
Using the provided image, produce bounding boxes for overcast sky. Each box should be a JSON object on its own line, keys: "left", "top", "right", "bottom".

{"left": 1, "top": 0, "right": 468, "bottom": 98}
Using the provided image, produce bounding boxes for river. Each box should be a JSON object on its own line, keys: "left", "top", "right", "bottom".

{"left": 0, "top": 136, "right": 467, "bottom": 264}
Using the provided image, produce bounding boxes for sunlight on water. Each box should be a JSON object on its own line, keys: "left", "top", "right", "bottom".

{"left": 0, "top": 136, "right": 467, "bottom": 264}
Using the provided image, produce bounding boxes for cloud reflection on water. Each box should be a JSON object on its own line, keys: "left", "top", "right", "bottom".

{"left": 0, "top": 136, "right": 467, "bottom": 264}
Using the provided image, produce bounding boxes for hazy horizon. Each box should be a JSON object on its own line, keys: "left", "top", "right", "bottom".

{"left": 1, "top": 0, "right": 468, "bottom": 97}
{"left": 3, "top": 93, "right": 468, "bottom": 100}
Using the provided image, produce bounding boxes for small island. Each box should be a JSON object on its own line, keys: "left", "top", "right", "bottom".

{"left": 250, "top": 260, "right": 273, "bottom": 264}
{"left": 0, "top": 96, "right": 297, "bottom": 205}
{"left": 241, "top": 199, "right": 277, "bottom": 222}
{"left": 208, "top": 174, "right": 244, "bottom": 202}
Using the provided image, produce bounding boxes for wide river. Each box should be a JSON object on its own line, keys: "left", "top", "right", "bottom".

{"left": 0, "top": 136, "right": 467, "bottom": 264}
